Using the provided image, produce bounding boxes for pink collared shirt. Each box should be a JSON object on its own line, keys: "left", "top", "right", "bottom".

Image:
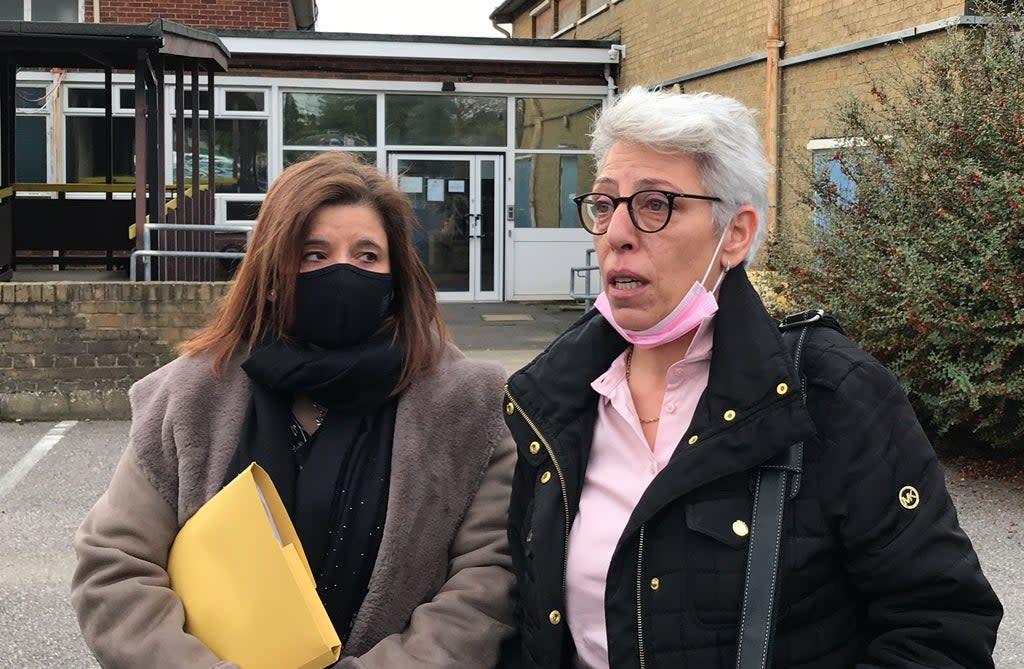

{"left": 566, "top": 319, "right": 715, "bottom": 669}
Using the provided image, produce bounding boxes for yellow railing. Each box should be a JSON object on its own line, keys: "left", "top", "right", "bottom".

{"left": 10, "top": 182, "right": 183, "bottom": 194}
{"left": 164, "top": 183, "right": 210, "bottom": 211}
{"left": 125, "top": 184, "right": 213, "bottom": 240}
{"left": 8, "top": 182, "right": 209, "bottom": 241}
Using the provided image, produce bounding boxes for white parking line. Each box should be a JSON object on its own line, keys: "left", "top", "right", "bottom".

{"left": 0, "top": 420, "right": 78, "bottom": 501}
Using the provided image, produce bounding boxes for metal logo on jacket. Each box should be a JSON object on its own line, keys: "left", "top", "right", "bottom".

{"left": 899, "top": 485, "right": 920, "bottom": 509}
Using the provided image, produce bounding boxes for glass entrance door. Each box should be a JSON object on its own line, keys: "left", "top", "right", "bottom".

{"left": 389, "top": 154, "right": 501, "bottom": 301}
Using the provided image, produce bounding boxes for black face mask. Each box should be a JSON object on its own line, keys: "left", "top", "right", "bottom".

{"left": 290, "top": 263, "right": 394, "bottom": 350}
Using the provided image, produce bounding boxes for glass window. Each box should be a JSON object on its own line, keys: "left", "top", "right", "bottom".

{"left": 283, "top": 92, "right": 375, "bottom": 147}
{"left": 283, "top": 149, "right": 376, "bottom": 168}
{"left": 516, "top": 97, "right": 601, "bottom": 150}
{"left": 174, "top": 119, "right": 269, "bottom": 193}
{"left": 15, "top": 116, "right": 47, "bottom": 182}
{"left": 226, "top": 90, "right": 265, "bottom": 112}
{"left": 119, "top": 89, "right": 136, "bottom": 109}
{"left": 65, "top": 117, "right": 136, "bottom": 183}
{"left": 171, "top": 89, "right": 210, "bottom": 112}
{"left": 32, "top": 0, "right": 77, "bottom": 21}
{"left": 16, "top": 87, "right": 47, "bottom": 110}
{"left": 66, "top": 87, "right": 107, "bottom": 109}
{"left": 812, "top": 151, "right": 858, "bottom": 231}
{"left": 0, "top": 0, "right": 77, "bottom": 20}
{"left": 385, "top": 94, "right": 505, "bottom": 146}
{"left": 226, "top": 201, "right": 263, "bottom": 222}
{"left": 396, "top": 157, "right": 473, "bottom": 292}
{"left": 0, "top": 2, "right": 21, "bottom": 19}
{"left": 514, "top": 153, "right": 596, "bottom": 228}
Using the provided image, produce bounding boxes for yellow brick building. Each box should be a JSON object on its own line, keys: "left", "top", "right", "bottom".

{"left": 490, "top": 0, "right": 982, "bottom": 257}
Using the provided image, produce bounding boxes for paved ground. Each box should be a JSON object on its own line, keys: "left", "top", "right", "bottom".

{"left": 441, "top": 300, "right": 586, "bottom": 374}
{"left": 943, "top": 455, "right": 1024, "bottom": 668}
{"left": 0, "top": 301, "right": 1020, "bottom": 667}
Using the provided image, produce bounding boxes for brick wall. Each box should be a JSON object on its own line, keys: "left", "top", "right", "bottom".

{"left": 509, "top": 0, "right": 971, "bottom": 267}
{"left": 682, "top": 63, "right": 764, "bottom": 116}
{"left": 0, "top": 282, "right": 231, "bottom": 420}
{"left": 774, "top": 35, "right": 938, "bottom": 239}
{"left": 512, "top": 0, "right": 765, "bottom": 88}
{"left": 519, "top": 0, "right": 964, "bottom": 88}
{"left": 85, "top": 0, "right": 295, "bottom": 30}
{"left": 784, "top": 0, "right": 962, "bottom": 57}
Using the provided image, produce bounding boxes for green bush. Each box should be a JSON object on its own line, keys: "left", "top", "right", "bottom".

{"left": 773, "top": 2, "right": 1024, "bottom": 448}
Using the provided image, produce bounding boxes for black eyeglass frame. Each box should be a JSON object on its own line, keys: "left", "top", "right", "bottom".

{"left": 572, "top": 189, "right": 722, "bottom": 234}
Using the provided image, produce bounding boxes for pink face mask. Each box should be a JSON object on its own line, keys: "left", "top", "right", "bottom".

{"left": 595, "top": 228, "right": 730, "bottom": 349}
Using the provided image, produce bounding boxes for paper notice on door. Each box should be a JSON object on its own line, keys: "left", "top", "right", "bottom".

{"left": 448, "top": 180, "right": 465, "bottom": 193}
{"left": 427, "top": 179, "right": 445, "bottom": 202}
{"left": 399, "top": 176, "right": 423, "bottom": 193}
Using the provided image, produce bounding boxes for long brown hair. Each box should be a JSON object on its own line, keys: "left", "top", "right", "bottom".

{"left": 179, "top": 152, "right": 449, "bottom": 393}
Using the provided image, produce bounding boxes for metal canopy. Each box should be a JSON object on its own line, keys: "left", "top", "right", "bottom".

{"left": 0, "top": 19, "right": 229, "bottom": 281}
{"left": 0, "top": 19, "right": 229, "bottom": 71}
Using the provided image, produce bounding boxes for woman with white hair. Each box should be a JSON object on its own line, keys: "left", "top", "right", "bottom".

{"left": 501, "top": 87, "right": 1000, "bottom": 668}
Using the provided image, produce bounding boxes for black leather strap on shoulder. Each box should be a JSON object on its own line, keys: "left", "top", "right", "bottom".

{"left": 735, "top": 312, "right": 823, "bottom": 669}
{"left": 735, "top": 462, "right": 790, "bottom": 669}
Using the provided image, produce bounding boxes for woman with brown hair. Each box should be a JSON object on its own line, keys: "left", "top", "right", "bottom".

{"left": 71, "top": 152, "right": 517, "bottom": 668}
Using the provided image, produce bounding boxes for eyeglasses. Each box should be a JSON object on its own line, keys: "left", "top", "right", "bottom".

{"left": 572, "top": 189, "right": 721, "bottom": 234}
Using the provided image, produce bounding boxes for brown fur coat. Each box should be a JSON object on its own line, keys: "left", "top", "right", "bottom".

{"left": 72, "top": 343, "right": 516, "bottom": 668}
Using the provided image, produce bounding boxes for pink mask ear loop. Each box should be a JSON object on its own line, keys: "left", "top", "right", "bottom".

{"left": 711, "top": 262, "right": 730, "bottom": 293}
{"left": 700, "top": 223, "right": 732, "bottom": 290}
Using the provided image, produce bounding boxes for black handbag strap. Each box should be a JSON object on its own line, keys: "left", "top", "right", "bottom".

{"left": 735, "top": 310, "right": 828, "bottom": 669}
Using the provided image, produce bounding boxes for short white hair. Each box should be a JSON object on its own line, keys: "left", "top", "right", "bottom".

{"left": 590, "top": 87, "right": 771, "bottom": 263}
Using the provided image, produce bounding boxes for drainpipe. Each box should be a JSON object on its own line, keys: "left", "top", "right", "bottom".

{"left": 92, "top": 0, "right": 100, "bottom": 22}
{"left": 765, "top": 0, "right": 783, "bottom": 235}
{"left": 491, "top": 19, "right": 512, "bottom": 38}
{"left": 52, "top": 70, "right": 63, "bottom": 183}
{"left": 605, "top": 64, "right": 616, "bottom": 104}
{"left": 606, "top": 45, "right": 624, "bottom": 104}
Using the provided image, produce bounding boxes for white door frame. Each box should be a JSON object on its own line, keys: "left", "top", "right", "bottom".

{"left": 388, "top": 153, "right": 503, "bottom": 302}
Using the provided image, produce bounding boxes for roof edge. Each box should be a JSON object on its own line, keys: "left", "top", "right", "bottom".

{"left": 154, "top": 19, "right": 230, "bottom": 56}
{"left": 490, "top": 0, "right": 534, "bottom": 23}
{"left": 216, "top": 28, "right": 615, "bottom": 49}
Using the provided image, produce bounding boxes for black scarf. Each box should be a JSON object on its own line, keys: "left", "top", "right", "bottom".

{"left": 223, "top": 333, "right": 404, "bottom": 643}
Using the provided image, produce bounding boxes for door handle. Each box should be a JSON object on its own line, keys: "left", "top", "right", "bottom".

{"left": 465, "top": 213, "right": 482, "bottom": 238}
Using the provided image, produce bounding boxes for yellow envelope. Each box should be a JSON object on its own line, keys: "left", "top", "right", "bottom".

{"left": 168, "top": 463, "right": 342, "bottom": 669}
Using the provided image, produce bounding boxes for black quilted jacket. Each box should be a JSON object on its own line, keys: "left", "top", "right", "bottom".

{"left": 501, "top": 268, "right": 1001, "bottom": 669}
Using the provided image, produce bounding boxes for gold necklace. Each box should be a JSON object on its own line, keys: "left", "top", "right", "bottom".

{"left": 625, "top": 346, "right": 660, "bottom": 424}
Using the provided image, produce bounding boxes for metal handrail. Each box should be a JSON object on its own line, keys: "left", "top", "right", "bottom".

{"left": 132, "top": 222, "right": 253, "bottom": 281}
{"left": 144, "top": 223, "right": 253, "bottom": 232}
{"left": 130, "top": 249, "right": 247, "bottom": 281}
{"left": 10, "top": 182, "right": 199, "bottom": 194}
{"left": 568, "top": 248, "right": 601, "bottom": 309}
